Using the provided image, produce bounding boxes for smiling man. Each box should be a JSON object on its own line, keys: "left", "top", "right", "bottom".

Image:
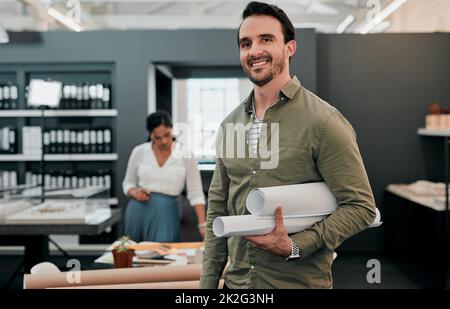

{"left": 199, "top": 1, "right": 376, "bottom": 289}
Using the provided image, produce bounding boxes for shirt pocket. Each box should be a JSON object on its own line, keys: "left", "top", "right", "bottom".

{"left": 262, "top": 137, "right": 308, "bottom": 184}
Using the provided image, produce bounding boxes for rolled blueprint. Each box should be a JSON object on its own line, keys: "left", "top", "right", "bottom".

{"left": 213, "top": 214, "right": 328, "bottom": 237}
{"left": 246, "top": 182, "right": 338, "bottom": 216}
{"left": 213, "top": 209, "right": 381, "bottom": 238}
{"left": 213, "top": 182, "right": 382, "bottom": 238}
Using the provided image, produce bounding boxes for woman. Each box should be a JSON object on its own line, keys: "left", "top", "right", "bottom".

{"left": 122, "top": 110, "right": 206, "bottom": 242}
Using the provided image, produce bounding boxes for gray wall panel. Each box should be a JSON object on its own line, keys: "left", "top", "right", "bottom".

{"left": 0, "top": 29, "right": 317, "bottom": 228}
{"left": 317, "top": 33, "right": 450, "bottom": 252}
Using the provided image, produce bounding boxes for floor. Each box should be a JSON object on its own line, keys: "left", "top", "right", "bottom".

{"left": 1, "top": 199, "right": 444, "bottom": 289}
{"left": 0, "top": 251, "right": 437, "bottom": 289}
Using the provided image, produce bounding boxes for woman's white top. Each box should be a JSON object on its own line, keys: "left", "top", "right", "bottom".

{"left": 122, "top": 142, "right": 206, "bottom": 206}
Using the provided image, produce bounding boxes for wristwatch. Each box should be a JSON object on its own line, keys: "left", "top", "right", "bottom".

{"left": 286, "top": 237, "right": 301, "bottom": 261}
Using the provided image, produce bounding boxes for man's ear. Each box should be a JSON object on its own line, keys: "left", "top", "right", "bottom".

{"left": 286, "top": 40, "right": 297, "bottom": 57}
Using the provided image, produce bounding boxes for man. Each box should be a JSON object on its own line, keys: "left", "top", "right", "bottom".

{"left": 200, "top": 1, "right": 376, "bottom": 289}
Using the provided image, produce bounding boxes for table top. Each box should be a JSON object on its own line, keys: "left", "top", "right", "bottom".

{"left": 0, "top": 209, "right": 121, "bottom": 235}
{"left": 386, "top": 184, "right": 446, "bottom": 211}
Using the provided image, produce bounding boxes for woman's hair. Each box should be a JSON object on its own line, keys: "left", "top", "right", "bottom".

{"left": 145, "top": 110, "right": 173, "bottom": 134}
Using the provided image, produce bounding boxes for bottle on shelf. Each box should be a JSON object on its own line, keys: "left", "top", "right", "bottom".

{"left": 61, "top": 84, "right": 70, "bottom": 110}
{"left": 76, "top": 130, "right": 83, "bottom": 153}
{"left": 102, "top": 83, "right": 111, "bottom": 109}
{"left": 97, "top": 130, "right": 104, "bottom": 153}
{"left": 0, "top": 85, "right": 3, "bottom": 110}
{"left": 0, "top": 126, "right": 18, "bottom": 154}
{"left": 9, "top": 83, "right": 18, "bottom": 110}
{"left": 90, "top": 130, "right": 97, "bottom": 153}
{"left": 83, "top": 129, "right": 90, "bottom": 153}
{"left": 56, "top": 129, "right": 63, "bottom": 153}
{"left": 104, "top": 128, "right": 112, "bottom": 153}
{"left": 70, "top": 130, "right": 77, "bottom": 153}
{"left": 2, "top": 84, "right": 10, "bottom": 110}
{"left": 0, "top": 170, "right": 18, "bottom": 190}
{"left": 43, "top": 131, "right": 50, "bottom": 154}
{"left": 82, "top": 83, "right": 90, "bottom": 110}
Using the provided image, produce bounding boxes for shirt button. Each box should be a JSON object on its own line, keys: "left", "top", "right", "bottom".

{"left": 250, "top": 265, "right": 255, "bottom": 270}
{"left": 252, "top": 170, "right": 256, "bottom": 174}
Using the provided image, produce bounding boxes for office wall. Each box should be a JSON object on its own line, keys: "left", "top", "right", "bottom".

{"left": 0, "top": 29, "right": 317, "bottom": 224}
{"left": 317, "top": 33, "right": 450, "bottom": 251}
{"left": 2, "top": 30, "right": 448, "bottom": 252}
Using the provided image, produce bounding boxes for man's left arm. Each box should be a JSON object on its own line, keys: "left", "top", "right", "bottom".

{"left": 291, "top": 110, "right": 377, "bottom": 258}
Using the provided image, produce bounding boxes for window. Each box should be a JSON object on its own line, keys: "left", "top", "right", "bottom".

{"left": 174, "top": 78, "right": 251, "bottom": 159}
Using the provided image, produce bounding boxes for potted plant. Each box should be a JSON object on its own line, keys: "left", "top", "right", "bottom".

{"left": 112, "top": 236, "right": 135, "bottom": 268}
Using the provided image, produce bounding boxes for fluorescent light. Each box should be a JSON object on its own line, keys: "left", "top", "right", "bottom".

{"left": 0, "top": 27, "right": 9, "bottom": 44}
{"left": 358, "top": 0, "right": 407, "bottom": 34}
{"left": 48, "top": 7, "right": 83, "bottom": 32}
{"left": 336, "top": 15, "right": 355, "bottom": 34}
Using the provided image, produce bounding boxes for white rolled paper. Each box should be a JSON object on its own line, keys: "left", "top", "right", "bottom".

{"left": 212, "top": 182, "right": 382, "bottom": 238}
{"left": 213, "top": 214, "right": 328, "bottom": 238}
{"left": 246, "top": 182, "right": 338, "bottom": 216}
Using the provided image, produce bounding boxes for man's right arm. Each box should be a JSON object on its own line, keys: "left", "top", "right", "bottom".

{"left": 199, "top": 157, "right": 230, "bottom": 289}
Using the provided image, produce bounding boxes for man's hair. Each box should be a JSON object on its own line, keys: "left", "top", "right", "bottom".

{"left": 237, "top": 1, "right": 295, "bottom": 45}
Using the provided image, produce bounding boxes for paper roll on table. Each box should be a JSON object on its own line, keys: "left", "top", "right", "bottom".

{"left": 213, "top": 182, "right": 382, "bottom": 238}
{"left": 52, "top": 279, "right": 225, "bottom": 289}
{"left": 24, "top": 264, "right": 202, "bottom": 289}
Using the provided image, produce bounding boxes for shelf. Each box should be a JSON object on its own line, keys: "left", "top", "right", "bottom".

{"left": 0, "top": 209, "right": 121, "bottom": 235}
{"left": 0, "top": 109, "right": 117, "bottom": 117}
{"left": 0, "top": 153, "right": 118, "bottom": 161}
{"left": 92, "top": 198, "right": 118, "bottom": 205}
{"left": 0, "top": 154, "right": 40, "bottom": 161}
{"left": 45, "top": 154, "right": 118, "bottom": 161}
{"left": 417, "top": 128, "right": 450, "bottom": 137}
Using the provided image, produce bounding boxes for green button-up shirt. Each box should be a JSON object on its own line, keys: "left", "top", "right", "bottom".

{"left": 200, "top": 76, "right": 376, "bottom": 289}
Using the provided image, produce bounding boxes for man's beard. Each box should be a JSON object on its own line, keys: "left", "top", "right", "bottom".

{"left": 243, "top": 54, "right": 285, "bottom": 87}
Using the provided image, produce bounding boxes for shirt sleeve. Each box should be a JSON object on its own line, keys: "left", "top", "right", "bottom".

{"left": 291, "top": 110, "right": 377, "bottom": 259}
{"left": 122, "top": 147, "right": 139, "bottom": 196}
{"left": 199, "top": 157, "right": 230, "bottom": 289}
{"left": 185, "top": 158, "right": 206, "bottom": 206}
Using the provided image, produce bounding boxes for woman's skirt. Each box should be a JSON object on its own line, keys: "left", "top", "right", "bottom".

{"left": 124, "top": 192, "right": 180, "bottom": 243}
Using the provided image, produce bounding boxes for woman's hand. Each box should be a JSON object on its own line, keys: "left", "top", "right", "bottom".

{"left": 128, "top": 187, "right": 151, "bottom": 202}
{"left": 194, "top": 204, "right": 206, "bottom": 241}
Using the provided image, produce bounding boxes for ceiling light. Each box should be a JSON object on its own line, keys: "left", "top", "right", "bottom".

{"left": 48, "top": 7, "right": 83, "bottom": 32}
{"left": 337, "top": 15, "right": 355, "bottom": 34}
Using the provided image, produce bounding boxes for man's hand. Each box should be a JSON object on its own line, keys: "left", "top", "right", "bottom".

{"left": 128, "top": 187, "right": 151, "bottom": 202}
{"left": 243, "top": 206, "right": 292, "bottom": 257}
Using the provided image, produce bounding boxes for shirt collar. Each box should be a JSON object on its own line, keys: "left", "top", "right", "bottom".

{"left": 243, "top": 76, "right": 301, "bottom": 115}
